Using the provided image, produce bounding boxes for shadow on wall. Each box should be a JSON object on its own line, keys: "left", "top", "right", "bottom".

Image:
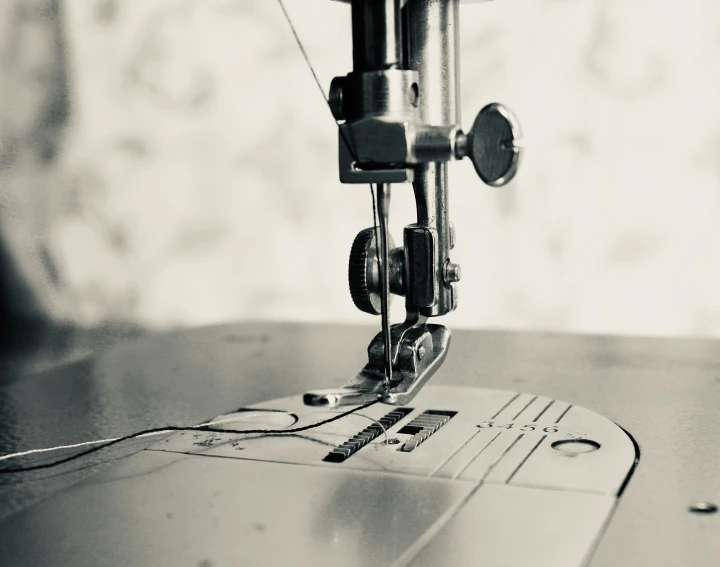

{"left": 0, "top": 0, "right": 69, "bottom": 348}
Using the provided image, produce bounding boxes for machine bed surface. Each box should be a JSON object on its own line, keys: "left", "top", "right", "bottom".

{"left": 0, "top": 322, "right": 718, "bottom": 566}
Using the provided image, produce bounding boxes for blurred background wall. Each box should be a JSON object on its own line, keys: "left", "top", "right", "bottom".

{"left": 2, "top": 0, "right": 720, "bottom": 338}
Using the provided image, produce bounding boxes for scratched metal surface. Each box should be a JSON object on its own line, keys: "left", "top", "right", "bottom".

{"left": 1, "top": 322, "right": 719, "bottom": 566}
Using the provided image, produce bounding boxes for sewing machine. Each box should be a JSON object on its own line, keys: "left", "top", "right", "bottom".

{"left": 0, "top": 1, "right": 717, "bottom": 566}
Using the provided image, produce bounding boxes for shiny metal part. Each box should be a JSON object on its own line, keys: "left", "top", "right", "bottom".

{"left": 341, "top": 68, "right": 419, "bottom": 120}
{"left": 305, "top": 314, "right": 451, "bottom": 408}
{"left": 413, "top": 124, "right": 463, "bottom": 162}
{"left": 310, "top": 0, "right": 523, "bottom": 406}
{"left": 336, "top": 67, "right": 463, "bottom": 184}
{"left": 352, "top": 0, "right": 403, "bottom": 72}
{"left": 376, "top": 183, "right": 393, "bottom": 386}
{"left": 404, "top": 225, "right": 438, "bottom": 308}
{"left": 398, "top": 410, "right": 454, "bottom": 452}
{"left": 380, "top": 324, "right": 451, "bottom": 405}
{"left": 407, "top": 0, "right": 460, "bottom": 126}
{"left": 406, "top": 0, "right": 459, "bottom": 318}
{"left": 0, "top": 386, "right": 638, "bottom": 567}
{"left": 303, "top": 388, "right": 382, "bottom": 408}
{"left": 443, "top": 260, "right": 461, "bottom": 284}
{"left": 348, "top": 228, "right": 400, "bottom": 315}
{"left": 340, "top": 144, "right": 414, "bottom": 183}
{"left": 324, "top": 407, "right": 413, "bottom": 462}
{"left": 461, "top": 102, "right": 523, "bottom": 186}
{"left": 163, "top": 385, "right": 637, "bottom": 491}
{"left": 8, "top": 322, "right": 720, "bottom": 567}
{"left": 339, "top": 120, "right": 466, "bottom": 184}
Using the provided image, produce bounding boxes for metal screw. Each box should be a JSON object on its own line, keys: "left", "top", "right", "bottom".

{"left": 387, "top": 438, "right": 401, "bottom": 445}
{"left": 689, "top": 502, "right": 718, "bottom": 514}
{"left": 454, "top": 131, "right": 468, "bottom": 159}
{"left": 444, "top": 261, "right": 461, "bottom": 284}
{"left": 329, "top": 76, "right": 345, "bottom": 121}
{"left": 417, "top": 346, "right": 426, "bottom": 360}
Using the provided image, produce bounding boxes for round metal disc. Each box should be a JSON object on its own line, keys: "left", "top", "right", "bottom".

{"left": 348, "top": 228, "right": 395, "bottom": 315}
{"left": 468, "top": 103, "right": 522, "bottom": 187}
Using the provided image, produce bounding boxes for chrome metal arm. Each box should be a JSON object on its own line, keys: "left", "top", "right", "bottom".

{"left": 305, "top": 0, "right": 522, "bottom": 408}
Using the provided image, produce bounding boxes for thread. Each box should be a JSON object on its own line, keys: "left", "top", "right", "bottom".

{"left": 0, "top": 400, "right": 377, "bottom": 474}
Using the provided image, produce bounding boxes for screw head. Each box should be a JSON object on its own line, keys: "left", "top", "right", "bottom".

{"left": 689, "top": 502, "right": 718, "bottom": 514}
{"left": 329, "top": 76, "right": 345, "bottom": 121}
{"left": 417, "top": 346, "right": 426, "bottom": 360}
{"left": 387, "top": 438, "right": 401, "bottom": 445}
{"left": 444, "top": 261, "right": 461, "bottom": 284}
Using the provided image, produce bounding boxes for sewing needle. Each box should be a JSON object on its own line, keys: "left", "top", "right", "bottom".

{"left": 375, "top": 183, "right": 393, "bottom": 389}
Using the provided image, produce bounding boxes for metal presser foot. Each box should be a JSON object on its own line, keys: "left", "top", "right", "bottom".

{"left": 305, "top": 0, "right": 522, "bottom": 408}
{"left": 304, "top": 312, "right": 452, "bottom": 407}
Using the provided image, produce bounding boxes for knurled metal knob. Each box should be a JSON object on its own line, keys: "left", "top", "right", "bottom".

{"left": 463, "top": 103, "right": 522, "bottom": 187}
{"left": 349, "top": 228, "right": 396, "bottom": 315}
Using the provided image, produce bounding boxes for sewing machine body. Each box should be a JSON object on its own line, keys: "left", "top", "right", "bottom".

{"left": 0, "top": 323, "right": 718, "bottom": 566}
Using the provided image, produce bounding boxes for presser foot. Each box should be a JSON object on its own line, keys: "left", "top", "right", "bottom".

{"left": 303, "top": 324, "right": 451, "bottom": 408}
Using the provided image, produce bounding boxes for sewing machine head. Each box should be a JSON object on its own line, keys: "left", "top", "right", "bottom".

{"left": 305, "top": 0, "right": 522, "bottom": 408}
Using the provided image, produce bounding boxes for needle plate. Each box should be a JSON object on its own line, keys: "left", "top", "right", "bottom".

{"left": 0, "top": 386, "right": 638, "bottom": 567}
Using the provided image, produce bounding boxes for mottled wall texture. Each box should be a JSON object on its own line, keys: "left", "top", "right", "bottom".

{"left": 2, "top": 0, "right": 720, "bottom": 338}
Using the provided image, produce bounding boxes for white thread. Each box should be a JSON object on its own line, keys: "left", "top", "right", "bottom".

{"left": 353, "top": 412, "right": 389, "bottom": 445}
{"left": 0, "top": 437, "right": 123, "bottom": 461}
{"left": 0, "top": 413, "right": 276, "bottom": 462}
